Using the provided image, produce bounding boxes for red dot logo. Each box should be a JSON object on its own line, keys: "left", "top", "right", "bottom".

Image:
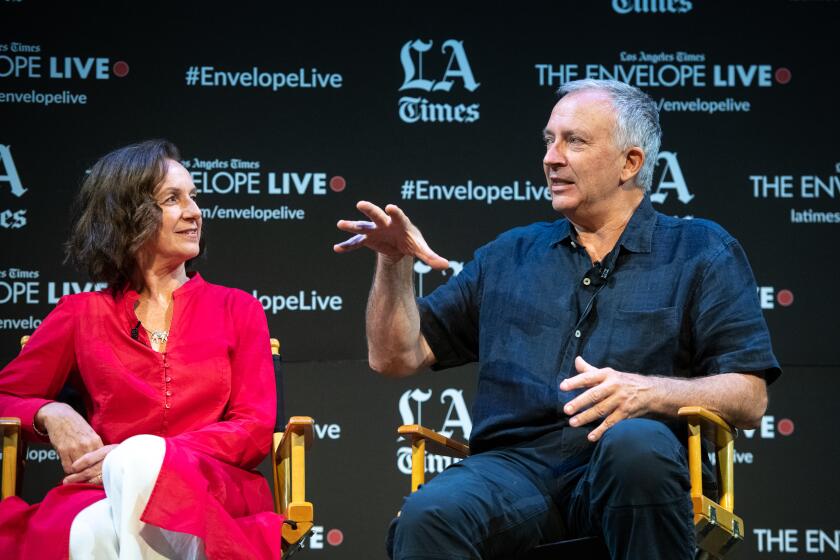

{"left": 774, "top": 67, "right": 792, "bottom": 85}
{"left": 326, "top": 528, "right": 344, "bottom": 546}
{"left": 777, "top": 418, "right": 794, "bottom": 436}
{"left": 113, "top": 61, "right": 130, "bottom": 78}
{"left": 777, "top": 289, "right": 794, "bottom": 307}
{"left": 329, "top": 176, "right": 346, "bottom": 192}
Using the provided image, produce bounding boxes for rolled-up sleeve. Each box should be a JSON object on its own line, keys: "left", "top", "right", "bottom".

{"left": 0, "top": 296, "right": 78, "bottom": 440}
{"left": 418, "top": 249, "right": 484, "bottom": 370}
{"left": 690, "top": 239, "right": 781, "bottom": 384}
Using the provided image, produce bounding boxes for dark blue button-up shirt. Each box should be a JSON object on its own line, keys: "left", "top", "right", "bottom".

{"left": 418, "top": 196, "right": 780, "bottom": 454}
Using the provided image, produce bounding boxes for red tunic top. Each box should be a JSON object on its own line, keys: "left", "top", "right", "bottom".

{"left": 0, "top": 273, "right": 282, "bottom": 559}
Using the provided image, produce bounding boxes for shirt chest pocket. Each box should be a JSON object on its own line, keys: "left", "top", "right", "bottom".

{"left": 606, "top": 306, "right": 679, "bottom": 375}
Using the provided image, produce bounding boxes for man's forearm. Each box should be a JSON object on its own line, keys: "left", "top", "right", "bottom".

{"left": 649, "top": 372, "right": 768, "bottom": 429}
{"left": 366, "top": 254, "right": 433, "bottom": 376}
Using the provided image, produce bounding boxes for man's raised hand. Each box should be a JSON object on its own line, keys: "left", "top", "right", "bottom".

{"left": 334, "top": 201, "right": 449, "bottom": 270}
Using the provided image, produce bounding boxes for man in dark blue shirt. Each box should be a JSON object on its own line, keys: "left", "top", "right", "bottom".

{"left": 335, "top": 79, "right": 779, "bottom": 560}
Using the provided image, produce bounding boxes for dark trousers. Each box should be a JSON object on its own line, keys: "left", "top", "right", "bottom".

{"left": 387, "top": 418, "right": 695, "bottom": 560}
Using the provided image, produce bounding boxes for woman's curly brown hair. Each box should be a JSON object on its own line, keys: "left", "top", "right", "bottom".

{"left": 64, "top": 139, "right": 203, "bottom": 291}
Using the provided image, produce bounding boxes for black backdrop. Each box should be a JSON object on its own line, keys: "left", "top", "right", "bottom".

{"left": 2, "top": 1, "right": 839, "bottom": 558}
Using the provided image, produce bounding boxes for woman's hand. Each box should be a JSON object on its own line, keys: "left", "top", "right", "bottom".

{"left": 35, "top": 402, "right": 104, "bottom": 476}
{"left": 62, "top": 444, "right": 118, "bottom": 485}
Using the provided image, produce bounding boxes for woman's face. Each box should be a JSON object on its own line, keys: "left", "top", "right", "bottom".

{"left": 146, "top": 159, "right": 202, "bottom": 265}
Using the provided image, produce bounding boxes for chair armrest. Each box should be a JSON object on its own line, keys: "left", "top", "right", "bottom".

{"left": 274, "top": 416, "right": 314, "bottom": 547}
{"left": 398, "top": 424, "right": 470, "bottom": 459}
{"left": 277, "top": 416, "right": 314, "bottom": 451}
{"left": 0, "top": 417, "right": 21, "bottom": 500}
{"left": 398, "top": 424, "right": 470, "bottom": 493}
{"left": 678, "top": 406, "right": 736, "bottom": 511}
{"left": 678, "top": 406, "right": 735, "bottom": 448}
{"left": 678, "top": 406, "right": 744, "bottom": 557}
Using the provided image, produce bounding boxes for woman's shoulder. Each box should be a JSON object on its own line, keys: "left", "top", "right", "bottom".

{"left": 199, "top": 278, "right": 262, "bottom": 310}
{"left": 55, "top": 287, "right": 117, "bottom": 310}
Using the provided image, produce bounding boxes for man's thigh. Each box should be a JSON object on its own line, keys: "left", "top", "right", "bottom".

{"left": 389, "top": 450, "right": 564, "bottom": 559}
{"left": 563, "top": 418, "right": 694, "bottom": 557}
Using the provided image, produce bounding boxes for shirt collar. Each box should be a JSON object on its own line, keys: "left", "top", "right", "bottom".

{"left": 119, "top": 271, "right": 205, "bottom": 316}
{"left": 551, "top": 195, "right": 656, "bottom": 255}
{"left": 617, "top": 195, "right": 655, "bottom": 254}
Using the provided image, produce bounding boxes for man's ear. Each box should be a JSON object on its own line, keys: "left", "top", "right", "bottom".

{"left": 620, "top": 147, "right": 645, "bottom": 185}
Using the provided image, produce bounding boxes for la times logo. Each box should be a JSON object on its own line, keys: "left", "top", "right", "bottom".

{"left": 396, "top": 388, "right": 472, "bottom": 475}
{"left": 612, "top": 0, "right": 693, "bottom": 14}
{"left": 398, "top": 39, "right": 480, "bottom": 124}
{"left": 649, "top": 151, "right": 693, "bottom": 206}
{"left": 0, "top": 145, "right": 27, "bottom": 229}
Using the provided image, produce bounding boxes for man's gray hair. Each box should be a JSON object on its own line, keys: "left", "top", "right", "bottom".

{"left": 557, "top": 79, "right": 661, "bottom": 191}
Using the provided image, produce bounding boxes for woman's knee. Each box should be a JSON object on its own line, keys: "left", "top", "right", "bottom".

{"left": 69, "top": 499, "right": 117, "bottom": 559}
{"left": 103, "top": 434, "right": 165, "bottom": 487}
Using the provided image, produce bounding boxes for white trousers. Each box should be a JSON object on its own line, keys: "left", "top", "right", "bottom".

{"left": 68, "top": 434, "right": 205, "bottom": 560}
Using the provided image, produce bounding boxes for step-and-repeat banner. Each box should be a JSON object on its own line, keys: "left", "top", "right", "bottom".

{"left": 2, "top": 1, "right": 839, "bottom": 558}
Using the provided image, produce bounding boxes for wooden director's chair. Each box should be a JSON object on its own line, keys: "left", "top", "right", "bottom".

{"left": 399, "top": 406, "right": 743, "bottom": 560}
{"left": 0, "top": 336, "right": 314, "bottom": 558}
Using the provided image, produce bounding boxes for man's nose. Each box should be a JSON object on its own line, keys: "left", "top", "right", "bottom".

{"left": 543, "top": 143, "right": 567, "bottom": 167}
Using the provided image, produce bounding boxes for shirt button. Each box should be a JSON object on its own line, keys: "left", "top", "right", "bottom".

{"left": 165, "top": 391, "right": 172, "bottom": 396}
{"left": 165, "top": 377, "right": 172, "bottom": 382}
{"left": 574, "top": 329, "right": 581, "bottom": 338}
{"left": 570, "top": 241, "right": 577, "bottom": 248}
{"left": 582, "top": 277, "right": 591, "bottom": 286}
{"left": 164, "top": 403, "right": 171, "bottom": 409}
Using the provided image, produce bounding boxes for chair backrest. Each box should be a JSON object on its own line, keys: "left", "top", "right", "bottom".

{"left": 271, "top": 338, "right": 287, "bottom": 432}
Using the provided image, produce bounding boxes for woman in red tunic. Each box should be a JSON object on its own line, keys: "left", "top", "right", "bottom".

{"left": 0, "top": 140, "right": 282, "bottom": 559}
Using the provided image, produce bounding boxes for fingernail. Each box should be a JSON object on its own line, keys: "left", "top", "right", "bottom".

{"left": 564, "top": 404, "right": 573, "bottom": 414}
{"left": 337, "top": 234, "right": 365, "bottom": 248}
{"left": 569, "top": 417, "right": 578, "bottom": 426}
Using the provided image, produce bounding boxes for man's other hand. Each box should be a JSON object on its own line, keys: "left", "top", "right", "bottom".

{"left": 560, "top": 356, "right": 657, "bottom": 442}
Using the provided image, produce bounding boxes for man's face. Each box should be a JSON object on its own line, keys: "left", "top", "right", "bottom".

{"left": 542, "top": 90, "right": 627, "bottom": 217}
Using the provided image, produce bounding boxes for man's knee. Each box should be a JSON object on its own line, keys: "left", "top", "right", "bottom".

{"left": 389, "top": 474, "right": 490, "bottom": 559}
{"left": 396, "top": 487, "right": 463, "bottom": 542}
{"left": 590, "top": 419, "right": 689, "bottom": 504}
